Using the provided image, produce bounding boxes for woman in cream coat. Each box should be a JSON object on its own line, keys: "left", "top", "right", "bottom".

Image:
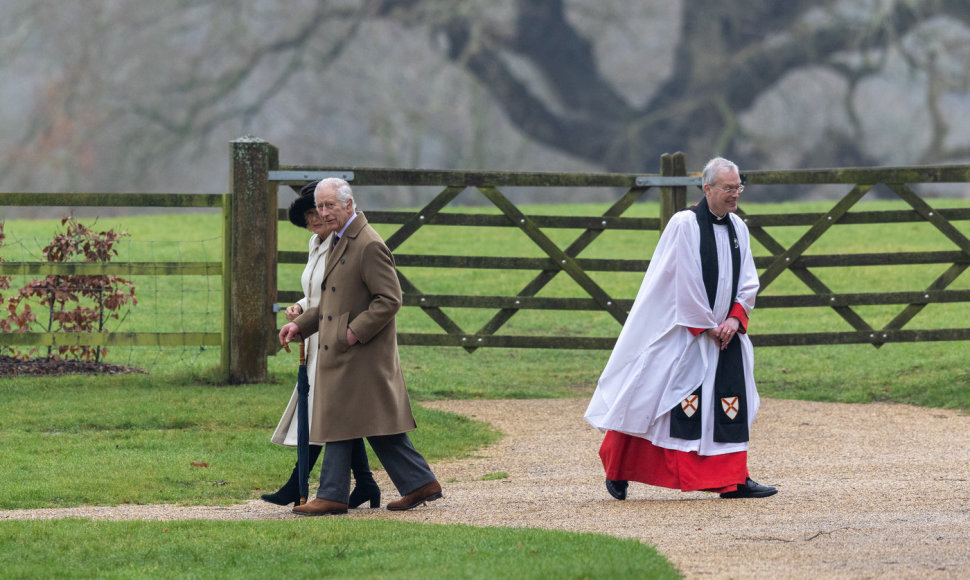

{"left": 261, "top": 183, "right": 380, "bottom": 508}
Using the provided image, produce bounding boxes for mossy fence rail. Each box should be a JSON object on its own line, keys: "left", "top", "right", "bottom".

{"left": 2, "top": 138, "right": 969, "bottom": 383}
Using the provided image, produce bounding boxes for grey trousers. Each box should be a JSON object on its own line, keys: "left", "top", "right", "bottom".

{"left": 315, "top": 432, "right": 435, "bottom": 503}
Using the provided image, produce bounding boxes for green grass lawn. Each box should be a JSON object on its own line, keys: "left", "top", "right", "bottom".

{"left": 0, "top": 372, "right": 498, "bottom": 510}
{"left": 2, "top": 198, "right": 969, "bottom": 578}
{"left": 5, "top": 198, "right": 968, "bottom": 383}
{"left": 0, "top": 519, "right": 678, "bottom": 579}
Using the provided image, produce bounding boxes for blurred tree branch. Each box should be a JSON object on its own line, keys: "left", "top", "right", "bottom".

{"left": 2, "top": 0, "right": 968, "bottom": 195}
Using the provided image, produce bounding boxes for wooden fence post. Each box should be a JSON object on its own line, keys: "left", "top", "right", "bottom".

{"left": 227, "top": 137, "right": 279, "bottom": 384}
{"left": 221, "top": 184, "right": 232, "bottom": 380}
{"left": 659, "top": 151, "right": 687, "bottom": 231}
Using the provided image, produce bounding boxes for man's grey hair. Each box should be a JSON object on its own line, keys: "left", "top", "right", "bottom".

{"left": 701, "top": 157, "right": 739, "bottom": 186}
{"left": 316, "top": 177, "right": 357, "bottom": 211}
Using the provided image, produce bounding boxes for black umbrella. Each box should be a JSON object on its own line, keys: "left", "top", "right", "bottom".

{"left": 295, "top": 341, "right": 311, "bottom": 506}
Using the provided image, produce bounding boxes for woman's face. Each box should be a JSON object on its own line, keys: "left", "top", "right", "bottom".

{"left": 304, "top": 209, "right": 328, "bottom": 237}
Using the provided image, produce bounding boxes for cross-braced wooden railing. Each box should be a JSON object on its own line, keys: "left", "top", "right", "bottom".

{"left": 741, "top": 166, "right": 970, "bottom": 347}
{"left": 271, "top": 157, "right": 970, "bottom": 351}
{"left": 273, "top": 162, "right": 694, "bottom": 351}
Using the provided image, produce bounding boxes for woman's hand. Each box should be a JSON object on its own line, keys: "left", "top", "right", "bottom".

{"left": 285, "top": 304, "right": 304, "bottom": 322}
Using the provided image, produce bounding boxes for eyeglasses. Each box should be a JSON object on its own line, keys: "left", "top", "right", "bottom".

{"left": 711, "top": 185, "right": 744, "bottom": 194}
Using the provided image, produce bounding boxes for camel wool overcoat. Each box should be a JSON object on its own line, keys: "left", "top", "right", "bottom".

{"left": 293, "top": 212, "right": 417, "bottom": 442}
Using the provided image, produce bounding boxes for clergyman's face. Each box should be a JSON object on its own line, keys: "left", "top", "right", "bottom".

{"left": 704, "top": 169, "right": 742, "bottom": 216}
{"left": 314, "top": 185, "right": 354, "bottom": 233}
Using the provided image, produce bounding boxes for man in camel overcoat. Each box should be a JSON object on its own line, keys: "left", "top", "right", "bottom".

{"left": 279, "top": 177, "right": 442, "bottom": 515}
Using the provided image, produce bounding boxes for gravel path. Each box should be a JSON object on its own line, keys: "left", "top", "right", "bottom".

{"left": 4, "top": 398, "right": 970, "bottom": 578}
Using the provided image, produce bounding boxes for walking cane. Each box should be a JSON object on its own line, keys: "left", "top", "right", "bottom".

{"left": 296, "top": 341, "right": 311, "bottom": 506}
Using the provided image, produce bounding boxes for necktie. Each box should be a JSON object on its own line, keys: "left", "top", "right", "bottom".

{"left": 332, "top": 235, "right": 339, "bottom": 249}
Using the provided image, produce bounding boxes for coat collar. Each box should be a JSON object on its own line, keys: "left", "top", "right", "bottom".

{"left": 324, "top": 211, "right": 367, "bottom": 279}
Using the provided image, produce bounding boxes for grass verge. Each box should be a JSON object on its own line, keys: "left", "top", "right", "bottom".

{"left": 0, "top": 374, "right": 499, "bottom": 510}
{"left": 0, "top": 519, "right": 678, "bottom": 579}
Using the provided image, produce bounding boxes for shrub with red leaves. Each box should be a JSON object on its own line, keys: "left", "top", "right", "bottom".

{"left": 1, "top": 217, "right": 137, "bottom": 365}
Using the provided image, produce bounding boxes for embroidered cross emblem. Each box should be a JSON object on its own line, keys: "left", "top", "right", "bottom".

{"left": 721, "top": 396, "right": 739, "bottom": 420}
{"left": 681, "top": 394, "right": 699, "bottom": 418}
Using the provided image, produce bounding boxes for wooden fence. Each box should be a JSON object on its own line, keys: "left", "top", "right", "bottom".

{"left": 0, "top": 192, "right": 229, "bottom": 361}
{"left": 271, "top": 152, "right": 970, "bottom": 351}
{"left": 2, "top": 138, "right": 969, "bottom": 382}
{"left": 0, "top": 138, "right": 277, "bottom": 383}
{"left": 739, "top": 166, "right": 970, "bottom": 346}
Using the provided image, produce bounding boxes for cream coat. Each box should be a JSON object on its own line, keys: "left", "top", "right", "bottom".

{"left": 293, "top": 212, "right": 416, "bottom": 442}
{"left": 271, "top": 231, "right": 332, "bottom": 446}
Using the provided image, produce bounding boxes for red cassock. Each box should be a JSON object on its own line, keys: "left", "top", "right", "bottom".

{"left": 599, "top": 431, "right": 747, "bottom": 493}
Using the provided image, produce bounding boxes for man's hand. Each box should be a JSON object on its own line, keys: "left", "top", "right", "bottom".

{"left": 346, "top": 327, "right": 359, "bottom": 346}
{"left": 706, "top": 317, "right": 740, "bottom": 350}
{"left": 284, "top": 304, "right": 303, "bottom": 322}
{"left": 279, "top": 322, "right": 302, "bottom": 351}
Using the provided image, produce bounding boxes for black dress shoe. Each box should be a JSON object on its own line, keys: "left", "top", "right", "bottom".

{"left": 605, "top": 478, "right": 628, "bottom": 500}
{"left": 719, "top": 477, "right": 777, "bottom": 499}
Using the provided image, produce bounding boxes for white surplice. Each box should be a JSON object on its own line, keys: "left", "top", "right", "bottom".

{"left": 584, "top": 209, "right": 760, "bottom": 456}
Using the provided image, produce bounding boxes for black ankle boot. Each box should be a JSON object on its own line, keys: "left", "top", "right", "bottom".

{"left": 348, "top": 438, "right": 380, "bottom": 508}
{"left": 261, "top": 445, "right": 323, "bottom": 507}
{"left": 261, "top": 464, "right": 301, "bottom": 506}
{"left": 348, "top": 479, "right": 381, "bottom": 509}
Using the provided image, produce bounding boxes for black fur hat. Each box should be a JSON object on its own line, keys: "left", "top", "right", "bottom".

{"left": 287, "top": 181, "right": 319, "bottom": 228}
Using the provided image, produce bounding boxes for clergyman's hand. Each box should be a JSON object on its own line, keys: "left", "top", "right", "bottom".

{"left": 708, "top": 317, "right": 740, "bottom": 350}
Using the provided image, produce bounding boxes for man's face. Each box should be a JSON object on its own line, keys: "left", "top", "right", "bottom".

{"left": 704, "top": 169, "right": 742, "bottom": 216}
{"left": 315, "top": 185, "right": 355, "bottom": 233}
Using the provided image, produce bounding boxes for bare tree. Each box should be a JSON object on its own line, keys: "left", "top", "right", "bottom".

{"left": 378, "top": 0, "right": 970, "bottom": 171}
{"left": 1, "top": 0, "right": 968, "bottom": 199}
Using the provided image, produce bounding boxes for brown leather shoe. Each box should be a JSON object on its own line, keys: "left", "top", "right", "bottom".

{"left": 386, "top": 480, "right": 443, "bottom": 511}
{"left": 292, "top": 498, "right": 348, "bottom": 516}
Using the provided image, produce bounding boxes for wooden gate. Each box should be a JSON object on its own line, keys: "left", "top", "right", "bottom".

{"left": 271, "top": 157, "right": 970, "bottom": 350}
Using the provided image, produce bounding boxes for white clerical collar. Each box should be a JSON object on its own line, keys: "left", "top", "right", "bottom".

{"left": 709, "top": 209, "right": 728, "bottom": 222}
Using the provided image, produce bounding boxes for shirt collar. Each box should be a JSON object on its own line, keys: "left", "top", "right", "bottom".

{"left": 335, "top": 212, "right": 357, "bottom": 239}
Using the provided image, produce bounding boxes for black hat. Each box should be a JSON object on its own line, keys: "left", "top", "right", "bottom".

{"left": 287, "top": 181, "right": 319, "bottom": 228}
